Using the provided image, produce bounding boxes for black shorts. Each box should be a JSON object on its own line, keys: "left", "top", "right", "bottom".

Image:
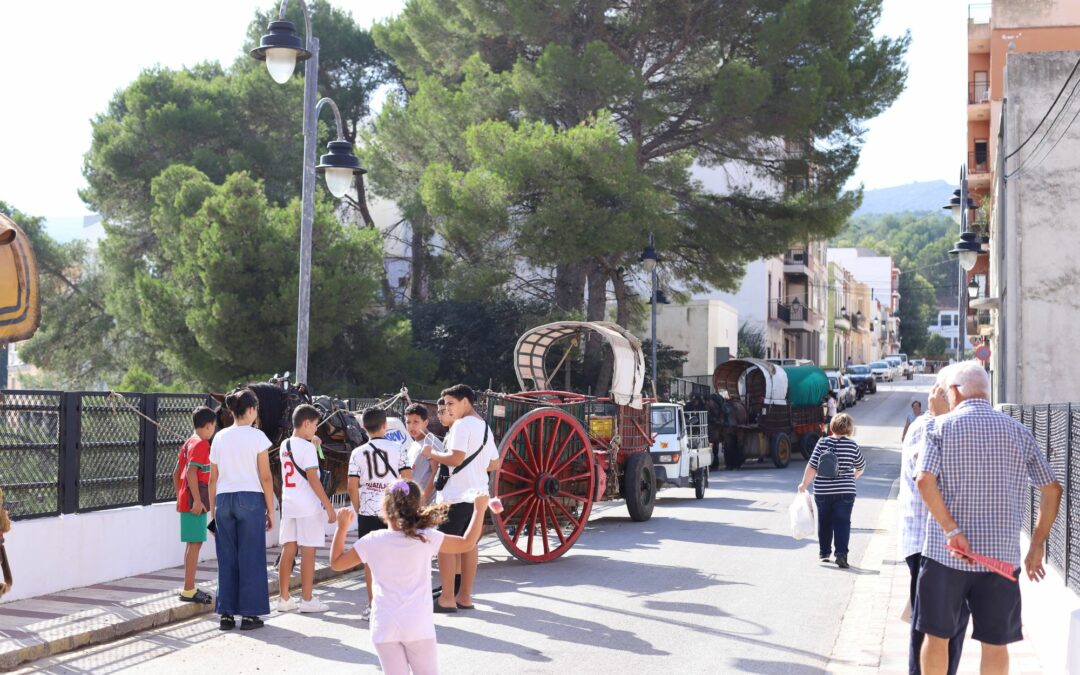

{"left": 357, "top": 514, "right": 387, "bottom": 538}
{"left": 915, "top": 557, "right": 1022, "bottom": 645}
{"left": 438, "top": 502, "right": 474, "bottom": 537}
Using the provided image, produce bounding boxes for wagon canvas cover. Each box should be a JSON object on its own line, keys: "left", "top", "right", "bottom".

{"left": 781, "top": 366, "right": 830, "bottom": 407}
{"left": 514, "top": 321, "right": 646, "bottom": 409}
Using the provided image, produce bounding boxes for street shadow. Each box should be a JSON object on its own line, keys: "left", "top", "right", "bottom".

{"left": 654, "top": 496, "right": 775, "bottom": 512}
{"left": 642, "top": 599, "right": 730, "bottom": 618}
{"left": 731, "top": 657, "right": 827, "bottom": 674}
{"left": 235, "top": 621, "right": 381, "bottom": 666}
{"left": 433, "top": 623, "right": 553, "bottom": 662}
{"left": 574, "top": 514, "right": 816, "bottom": 553}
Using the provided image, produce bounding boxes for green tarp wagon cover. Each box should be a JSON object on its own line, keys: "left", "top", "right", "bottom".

{"left": 781, "top": 366, "right": 830, "bottom": 407}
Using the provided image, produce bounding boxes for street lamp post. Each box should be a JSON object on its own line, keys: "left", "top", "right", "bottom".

{"left": 640, "top": 234, "right": 658, "bottom": 400}
{"left": 944, "top": 166, "right": 980, "bottom": 362}
{"left": 251, "top": 0, "right": 364, "bottom": 386}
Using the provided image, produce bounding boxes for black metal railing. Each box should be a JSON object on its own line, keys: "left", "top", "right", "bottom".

{"left": 968, "top": 81, "right": 990, "bottom": 104}
{"left": 1000, "top": 403, "right": 1076, "bottom": 592}
{"left": 0, "top": 390, "right": 208, "bottom": 520}
{"left": 784, "top": 248, "right": 808, "bottom": 266}
{"left": 969, "top": 150, "right": 990, "bottom": 174}
{"left": 666, "top": 376, "right": 711, "bottom": 402}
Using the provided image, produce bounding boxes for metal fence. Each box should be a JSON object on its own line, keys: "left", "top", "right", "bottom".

{"left": 0, "top": 390, "right": 208, "bottom": 520}
{"left": 1000, "top": 403, "right": 1077, "bottom": 591}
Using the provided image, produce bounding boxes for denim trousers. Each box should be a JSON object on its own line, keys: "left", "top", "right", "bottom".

{"left": 214, "top": 491, "right": 270, "bottom": 617}
{"left": 815, "top": 493, "right": 855, "bottom": 558}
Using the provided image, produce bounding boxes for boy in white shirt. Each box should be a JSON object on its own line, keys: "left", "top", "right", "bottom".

{"left": 349, "top": 407, "right": 412, "bottom": 621}
{"left": 277, "top": 404, "right": 337, "bottom": 613}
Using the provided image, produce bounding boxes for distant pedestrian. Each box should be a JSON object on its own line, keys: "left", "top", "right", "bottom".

{"left": 349, "top": 407, "right": 413, "bottom": 621}
{"left": 824, "top": 392, "right": 838, "bottom": 428}
{"left": 915, "top": 361, "right": 1062, "bottom": 675}
{"left": 798, "top": 413, "right": 865, "bottom": 569}
{"left": 209, "top": 388, "right": 276, "bottom": 631}
{"left": 330, "top": 482, "right": 489, "bottom": 675}
{"left": 425, "top": 384, "right": 500, "bottom": 612}
{"left": 902, "top": 400, "right": 922, "bottom": 442}
{"left": 174, "top": 406, "right": 217, "bottom": 606}
{"left": 276, "top": 404, "right": 337, "bottom": 614}
{"left": 900, "top": 367, "right": 967, "bottom": 675}
{"left": 404, "top": 403, "right": 439, "bottom": 506}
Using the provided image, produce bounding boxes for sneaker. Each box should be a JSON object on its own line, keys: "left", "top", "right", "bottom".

{"left": 276, "top": 596, "right": 298, "bottom": 612}
{"left": 819, "top": 555, "right": 831, "bottom": 563}
{"left": 836, "top": 556, "right": 850, "bottom": 569}
{"left": 298, "top": 598, "right": 329, "bottom": 613}
{"left": 361, "top": 606, "right": 371, "bottom": 621}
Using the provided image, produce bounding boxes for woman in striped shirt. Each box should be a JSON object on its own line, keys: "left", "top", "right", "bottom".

{"left": 798, "top": 413, "right": 866, "bottom": 569}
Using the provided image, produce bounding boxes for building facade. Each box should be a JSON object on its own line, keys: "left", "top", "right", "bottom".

{"left": 654, "top": 299, "right": 739, "bottom": 379}
{"left": 927, "top": 307, "right": 961, "bottom": 354}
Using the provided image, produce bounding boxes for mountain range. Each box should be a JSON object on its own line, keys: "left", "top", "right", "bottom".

{"left": 852, "top": 180, "right": 952, "bottom": 217}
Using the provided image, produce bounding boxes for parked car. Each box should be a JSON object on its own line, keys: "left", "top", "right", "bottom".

{"left": 911, "top": 358, "right": 926, "bottom": 374}
{"left": 887, "top": 353, "right": 913, "bottom": 380}
{"left": 826, "top": 370, "right": 857, "bottom": 410}
{"left": 870, "top": 360, "right": 894, "bottom": 382}
{"left": 885, "top": 356, "right": 906, "bottom": 380}
{"left": 844, "top": 364, "right": 877, "bottom": 397}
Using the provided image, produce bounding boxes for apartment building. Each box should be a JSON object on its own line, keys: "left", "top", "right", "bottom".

{"left": 927, "top": 307, "right": 961, "bottom": 353}
{"left": 827, "top": 247, "right": 902, "bottom": 356}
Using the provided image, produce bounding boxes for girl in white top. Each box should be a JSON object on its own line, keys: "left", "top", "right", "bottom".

{"left": 331, "top": 481, "right": 489, "bottom": 675}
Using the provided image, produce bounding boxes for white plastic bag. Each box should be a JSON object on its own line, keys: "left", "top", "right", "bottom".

{"left": 789, "top": 490, "right": 817, "bottom": 540}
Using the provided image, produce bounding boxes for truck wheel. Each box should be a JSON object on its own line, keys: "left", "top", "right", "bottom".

{"left": 694, "top": 468, "right": 706, "bottom": 499}
{"left": 799, "top": 433, "right": 820, "bottom": 460}
{"left": 623, "top": 452, "right": 656, "bottom": 522}
{"left": 770, "top": 433, "right": 792, "bottom": 469}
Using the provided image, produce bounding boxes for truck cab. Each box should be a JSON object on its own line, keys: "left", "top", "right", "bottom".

{"left": 649, "top": 403, "right": 711, "bottom": 499}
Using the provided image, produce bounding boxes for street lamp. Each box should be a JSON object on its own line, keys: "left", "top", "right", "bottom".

{"left": 968, "top": 276, "right": 980, "bottom": 299}
{"left": 944, "top": 166, "right": 980, "bottom": 361}
{"left": 251, "top": 0, "right": 366, "bottom": 385}
{"left": 640, "top": 234, "right": 659, "bottom": 400}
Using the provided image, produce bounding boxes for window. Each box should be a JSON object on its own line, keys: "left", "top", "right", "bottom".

{"left": 940, "top": 314, "right": 953, "bottom": 327}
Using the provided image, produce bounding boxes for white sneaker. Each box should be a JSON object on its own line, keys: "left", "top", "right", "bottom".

{"left": 298, "top": 598, "right": 329, "bottom": 613}
{"left": 276, "top": 596, "right": 298, "bottom": 612}
{"left": 361, "top": 606, "right": 371, "bottom": 621}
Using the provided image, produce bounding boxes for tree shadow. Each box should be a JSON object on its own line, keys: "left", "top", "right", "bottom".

{"left": 730, "top": 657, "right": 828, "bottom": 674}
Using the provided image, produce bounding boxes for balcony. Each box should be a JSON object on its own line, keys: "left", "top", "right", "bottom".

{"left": 834, "top": 315, "right": 851, "bottom": 332}
{"left": 783, "top": 247, "right": 810, "bottom": 276}
{"left": 968, "top": 151, "right": 990, "bottom": 175}
{"left": 968, "top": 82, "right": 990, "bottom": 121}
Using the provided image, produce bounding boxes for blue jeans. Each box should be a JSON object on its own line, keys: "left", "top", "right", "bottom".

{"left": 815, "top": 493, "right": 855, "bottom": 558}
{"left": 214, "top": 491, "right": 270, "bottom": 617}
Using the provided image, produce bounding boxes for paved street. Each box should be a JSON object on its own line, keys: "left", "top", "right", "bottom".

{"left": 19, "top": 379, "right": 924, "bottom": 674}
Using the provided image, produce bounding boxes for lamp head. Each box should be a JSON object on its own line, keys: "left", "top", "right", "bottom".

{"left": 315, "top": 140, "right": 365, "bottom": 199}
{"left": 250, "top": 20, "right": 312, "bottom": 84}
{"left": 949, "top": 231, "right": 982, "bottom": 271}
{"left": 640, "top": 243, "right": 658, "bottom": 273}
{"left": 942, "top": 188, "right": 963, "bottom": 225}
{"left": 967, "top": 277, "right": 980, "bottom": 299}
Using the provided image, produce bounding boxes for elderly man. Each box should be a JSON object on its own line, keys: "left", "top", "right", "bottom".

{"left": 900, "top": 365, "right": 967, "bottom": 675}
{"left": 915, "top": 362, "right": 1062, "bottom": 675}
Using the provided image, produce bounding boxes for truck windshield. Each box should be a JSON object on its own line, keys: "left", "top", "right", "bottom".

{"left": 650, "top": 407, "right": 679, "bottom": 435}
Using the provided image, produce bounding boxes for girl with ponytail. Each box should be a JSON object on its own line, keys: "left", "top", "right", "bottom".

{"left": 331, "top": 481, "right": 489, "bottom": 675}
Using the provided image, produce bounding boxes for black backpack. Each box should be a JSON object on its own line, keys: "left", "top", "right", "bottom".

{"left": 816, "top": 437, "right": 839, "bottom": 480}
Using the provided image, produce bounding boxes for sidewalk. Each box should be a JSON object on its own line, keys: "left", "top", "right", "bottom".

{"left": 0, "top": 533, "right": 359, "bottom": 670}
{"left": 828, "top": 482, "right": 1045, "bottom": 674}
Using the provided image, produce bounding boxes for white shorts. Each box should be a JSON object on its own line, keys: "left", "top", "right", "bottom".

{"left": 280, "top": 512, "right": 326, "bottom": 548}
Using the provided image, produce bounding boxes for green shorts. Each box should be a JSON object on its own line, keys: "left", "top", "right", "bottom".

{"left": 180, "top": 511, "right": 208, "bottom": 543}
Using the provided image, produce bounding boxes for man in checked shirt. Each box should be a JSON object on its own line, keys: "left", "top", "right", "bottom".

{"left": 900, "top": 365, "right": 967, "bottom": 675}
{"left": 915, "top": 361, "right": 1062, "bottom": 675}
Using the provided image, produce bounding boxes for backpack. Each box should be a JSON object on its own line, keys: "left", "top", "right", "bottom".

{"left": 816, "top": 437, "right": 839, "bottom": 480}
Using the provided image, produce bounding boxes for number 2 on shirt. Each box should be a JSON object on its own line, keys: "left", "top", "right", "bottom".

{"left": 284, "top": 459, "right": 296, "bottom": 488}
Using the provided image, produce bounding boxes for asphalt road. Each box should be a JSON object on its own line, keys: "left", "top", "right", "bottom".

{"left": 21, "top": 376, "right": 937, "bottom": 675}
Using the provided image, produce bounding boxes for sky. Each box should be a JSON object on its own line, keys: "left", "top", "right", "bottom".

{"left": 0, "top": 0, "right": 967, "bottom": 227}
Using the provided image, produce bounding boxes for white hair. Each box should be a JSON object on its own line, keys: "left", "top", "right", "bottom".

{"left": 935, "top": 363, "right": 955, "bottom": 387}
{"left": 948, "top": 361, "right": 991, "bottom": 399}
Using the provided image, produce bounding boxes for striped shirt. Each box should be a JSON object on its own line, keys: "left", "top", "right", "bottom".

{"left": 917, "top": 399, "right": 1057, "bottom": 571}
{"left": 898, "top": 413, "right": 932, "bottom": 558}
{"left": 809, "top": 436, "right": 865, "bottom": 496}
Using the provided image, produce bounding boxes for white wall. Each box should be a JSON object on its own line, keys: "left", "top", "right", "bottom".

{"left": 827, "top": 249, "right": 896, "bottom": 313}
{"left": 3, "top": 503, "right": 283, "bottom": 603}
{"left": 655, "top": 300, "right": 738, "bottom": 377}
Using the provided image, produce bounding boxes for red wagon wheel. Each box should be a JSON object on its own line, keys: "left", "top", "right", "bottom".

{"left": 493, "top": 407, "right": 595, "bottom": 563}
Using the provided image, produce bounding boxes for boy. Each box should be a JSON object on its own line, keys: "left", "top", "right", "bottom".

{"left": 348, "top": 407, "right": 412, "bottom": 621}
{"left": 404, "top": 403, "right": 440, "bottom": 505}
{"left": 277, "top": 404, "right": 337, "bottom": 613}
{"left": 174, "top": 406, "right": 216, "bottom": 605}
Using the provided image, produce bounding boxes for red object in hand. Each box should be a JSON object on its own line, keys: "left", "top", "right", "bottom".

{"left": 489, "top": 497, "right": 504, "bottom": 514}
{"left": 946, "top": 541, "right": 1017, "bottom": 581}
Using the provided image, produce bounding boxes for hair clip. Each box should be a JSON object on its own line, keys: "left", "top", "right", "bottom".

{"left": 390, "top": 480, "right": 411, "bottom": 495}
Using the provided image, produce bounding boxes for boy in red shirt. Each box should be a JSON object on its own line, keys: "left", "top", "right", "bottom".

{"left": 174, "top": 406, "right": 217, "bottom": 604}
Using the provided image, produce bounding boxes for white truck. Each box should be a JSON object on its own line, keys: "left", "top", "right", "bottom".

{"left": 649, "top": 403, "right": 712, "bottom": 499}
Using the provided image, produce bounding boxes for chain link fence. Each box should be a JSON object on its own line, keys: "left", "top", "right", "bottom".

{"left": 0, "top": 391, "right": 62, "bottom": 519}
{"left": 1000, "top": 403, "right": 1076, "bottom": 592}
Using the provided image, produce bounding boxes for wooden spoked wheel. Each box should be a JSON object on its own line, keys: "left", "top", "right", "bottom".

{"left": 493, "top": 407, "right": 595, "bottom": 563}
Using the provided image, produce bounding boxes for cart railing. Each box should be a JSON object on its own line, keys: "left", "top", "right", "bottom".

{"left": 684, "top": 410, "right": 710, "bottom": 450}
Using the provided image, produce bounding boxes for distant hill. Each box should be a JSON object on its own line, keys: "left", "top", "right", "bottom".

{"left": 853, "top": 180, "right": 952, "bottom": 216}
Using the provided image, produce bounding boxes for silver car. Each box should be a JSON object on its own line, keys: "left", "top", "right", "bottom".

{"left": 870, "top": 360, "right": 894, "bottom": 382}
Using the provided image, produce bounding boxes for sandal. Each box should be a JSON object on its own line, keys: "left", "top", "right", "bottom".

{"left": 180, "top": 589, "right": 213, "bottom": 605}
{"left": 219, "top": 614, "right": 236, "bottom": 631}
{"left": 239, "top": 615, "right": 264, "bottom": 630}
{"left": 456, "top": 602, "right": 475, "bottom": 610}
{"left": 433, "top": 600, "right": 457, "bottom": 614}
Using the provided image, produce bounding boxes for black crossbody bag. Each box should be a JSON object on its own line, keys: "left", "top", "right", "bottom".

{"left": 434, "top": 424, "right": 490, "bottom": 492}
{"left": 284, "top": 439, "right": 334, "bottom": 496}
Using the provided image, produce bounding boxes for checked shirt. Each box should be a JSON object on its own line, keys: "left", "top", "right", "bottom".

{"left": 898, "top": 413, "right": 932, "bottom": 558}
{"left": 917, "top": 398, "right": 1056, "bottom": 571}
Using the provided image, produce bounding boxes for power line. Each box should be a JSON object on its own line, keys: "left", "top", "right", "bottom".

{"left": 1004, "top": 53, "right": 1080, "bottom": 161}
{"left": 1009, "top": 86, "right": 1080, "bottom": 180}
